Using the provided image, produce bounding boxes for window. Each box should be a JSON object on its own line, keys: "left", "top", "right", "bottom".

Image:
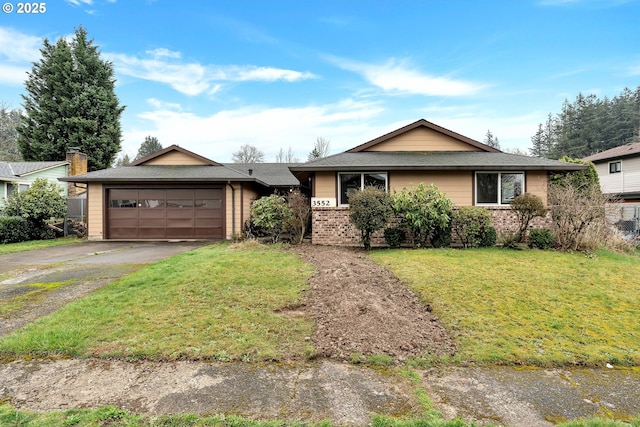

{"left": 338, "top": 172, "right": 387, "bottom": 205}
{"left": 6, "top": 183, "right": 30, "bottom": 198}
{"left": 475, "top": 172, "right": 524, "bottom": 205}
{"left": 609, "top": 161, "right": 621, "bottom": 174}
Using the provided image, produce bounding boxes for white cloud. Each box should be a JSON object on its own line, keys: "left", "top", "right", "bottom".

{"left": 146, "top": 98, "right": 182, "bottom": 110}
{"left": 121, "top": 99, "right": 386, "bottom": 162}
{"left": 0, "top": 27, "right": 42, "bottom": 62}
{"left": 331, "top": 57, "right": 486, "bottom": 97}
{"left": 108, "top": 50, "right": 317, "bottom": 96}
{"left": 0, "top": 27, "right": 42, "bottom": 85}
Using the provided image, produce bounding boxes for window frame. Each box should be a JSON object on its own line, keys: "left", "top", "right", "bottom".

{"left": 474, "top": 171, "right": 525, "bottom": 206}
{"left": 609, "top": 161, "right": 622, "bottom": 174}
{"left": 337, "top": 172, "right": 388, "bottom": 206}
{"left": 5, "top": 182, "right": 30, "bottom": 199}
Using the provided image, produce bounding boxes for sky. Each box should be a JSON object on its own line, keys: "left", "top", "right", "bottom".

{"left": 1, "top": 0, "right": 639, "bottom": 163}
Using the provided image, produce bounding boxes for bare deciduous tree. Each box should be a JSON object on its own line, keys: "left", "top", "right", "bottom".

{"left": 232, "top": 144, "right": 264, "bottom": 163}
{"left": 275, "top": 147, "right": 299, "bottom": 163}
{"left": 308, "top": 137, "right": 331, "bottom": 161}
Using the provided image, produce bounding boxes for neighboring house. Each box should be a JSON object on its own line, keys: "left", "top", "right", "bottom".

{"left": 59, "top": 119, "right": 586, "bottom": 244}
{"left": 583, "top": 142, "right": 640, "bottom": 235}
{"left": 59, "top": 145, "right": 298, "bottom": 240}
{"left": 289, "top": 119, "right": 586, "bottom": 245}
{"left": 582, "top": 142, "right": 640, "bottom": 202}
{"left": 0, "top": 160, "right": 69, "bottom": 208}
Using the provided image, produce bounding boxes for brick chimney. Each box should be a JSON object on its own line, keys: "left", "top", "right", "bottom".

{"left": 66, "top": 148, "right": 88, "bottom": 197}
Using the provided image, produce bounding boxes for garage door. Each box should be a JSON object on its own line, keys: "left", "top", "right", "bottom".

{"left": 107, "top": 187, "right": 224, "bottom": 239}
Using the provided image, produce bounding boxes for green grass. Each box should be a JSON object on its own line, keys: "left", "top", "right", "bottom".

{"left": 0, "top": 242, "right": 314, "bottom": 361}
{"left": 0, "top": 237, "right": 81, "bottom": 255}
{"left": 2, "top": 404, "right": 636, "bottom": 427}
{"left": 0, "top": 281, "right": 74, "bottom": 316}
{"left": 369, "top": 248, "right": 640, "bottom": 367}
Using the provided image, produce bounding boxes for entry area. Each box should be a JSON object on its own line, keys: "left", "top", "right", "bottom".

{"left": 107, "top": 186, "right": 224, "bottom": 239}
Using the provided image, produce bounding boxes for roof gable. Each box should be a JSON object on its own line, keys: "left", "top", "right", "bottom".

{"left": 130, "top": 145, "right": 222, "bottom": 166}
{"left": 347, "top": 119, "right": 500, "bottom": 153}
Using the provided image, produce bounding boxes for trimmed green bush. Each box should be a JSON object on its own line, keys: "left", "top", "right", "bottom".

{"left": 529, "top": 228, "right": 553, "bottom": 250}
{"left": 451, "top": 207, "right": 496, "bottom": 248}
{"left": 249, "top": 194, "right": 293, "bottom": 243}
{"left": 0, "top": 216, "right": 30, "bottom": 243}
{"left": 510, "top": 192, "right": 547, "bottom": 243}
{"left": 383, "top": 226, "right": 405, "bottom": 248}
{"left": 391, "top": 183, "right": 454, "bottom": 248}
{"left": 349, "top": 187, "right": 393, "bottom": 250}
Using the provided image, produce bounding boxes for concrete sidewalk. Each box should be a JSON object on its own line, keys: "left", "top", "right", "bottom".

{"left": 426, "top": 365, "right": 640, "bottom": 426}
{"left": 1, "top": 359, "right": 639, "bottom": 426}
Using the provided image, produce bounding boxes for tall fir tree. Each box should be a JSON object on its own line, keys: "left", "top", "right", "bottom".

{"left": 135, "top": 136, "right": 163, "bottom": 160}
{"left": 531, "top": 87, "right": 640, "bottom": 159}
{"left": 17, "top": 26, "right": 125, "bottom": 171}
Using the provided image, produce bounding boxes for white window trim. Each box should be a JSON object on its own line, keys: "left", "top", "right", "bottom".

{"left": 337, "top": 172, "right": 388, "bottom": 206}
{"left": 474, "top": 171, "right": 525, "bottom": 206}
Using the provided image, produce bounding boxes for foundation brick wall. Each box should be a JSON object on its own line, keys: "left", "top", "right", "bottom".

{"left": 311, "top": 206, "right": 553, "bottom": 247}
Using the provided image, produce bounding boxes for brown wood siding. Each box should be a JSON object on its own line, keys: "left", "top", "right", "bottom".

{"left": 314, "top": 172, "right": 336, "bottom": 197}
{"left": 390, "top": 171, "right": 473, "bottom": 206}
{"left": 364, "top": 127, "right": 482, "bottom": 152}
{"left": 525, "top": 171, "right": 549, "bottom": 205}
{"left": 141, "top": 151, "right": 212, "bottom": 165}
{"left": 87, "top": 182, "right": 104, "bottom": 240}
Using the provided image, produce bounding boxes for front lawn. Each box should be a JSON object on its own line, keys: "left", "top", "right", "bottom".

{"left": 0, "top": 242, "right": 314, "bottom": 361}
{"left": 370, "top": 248, "right": 640, "bottom": 367}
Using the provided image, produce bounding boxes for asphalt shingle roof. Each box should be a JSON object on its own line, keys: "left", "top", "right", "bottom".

{"left": 0, "top": 161, "right": 68, "bottom": 180}
{"left": 290, "top": 151, "right": 587, "bottom": 172}
{"left": 223, "top": 163, "right": 300, "bottom": 186}
{"left": 59, "top": 163, "right": 301, "bottom": 188}
{"left": 582, "top": 142, "right": 640, "bottom": 162}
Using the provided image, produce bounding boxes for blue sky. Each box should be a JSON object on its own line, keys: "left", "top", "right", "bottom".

{"left": 1, "top": 0, "right": 639, "bottom": 162}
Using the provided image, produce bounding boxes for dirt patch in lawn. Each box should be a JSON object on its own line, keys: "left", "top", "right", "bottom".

{"left": 290, "top": 244, "right": 457, "bottom": 362}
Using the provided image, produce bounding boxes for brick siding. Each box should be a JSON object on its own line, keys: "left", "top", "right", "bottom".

{"left": 311, "top": 206, "right": 553, "bottom": 247}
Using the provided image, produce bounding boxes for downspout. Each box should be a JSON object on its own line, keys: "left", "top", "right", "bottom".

{"left": 227, "top": 182, "right": 235, "bottom": 237}
{"left": 240, "top": 182, "right": 244, "bottom": 236}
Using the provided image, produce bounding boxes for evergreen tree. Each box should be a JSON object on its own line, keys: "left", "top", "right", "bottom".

{"left": 17, "top": 26, "right": 125, "bottom": 171}
{"left": 0, "top": 104, "right": 22, "bottom": 161}
{"left": 531, "top": 87, "right": 640, "bottom": 159}
{"left": 113, "top": 153, "right": 131, "bottom": 167}
{"left": 135, "top": 136, "right": 163, "bottom": 160}
{"left": 483, "top": 130, "right": 501, "bottom": 150}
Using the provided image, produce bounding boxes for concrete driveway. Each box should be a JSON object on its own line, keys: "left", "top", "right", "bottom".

{"left": 0, "top": 240, "right": 211, "bottom": 335}
{"left": 0, "top": 241, "right": 210, "bottom": 272}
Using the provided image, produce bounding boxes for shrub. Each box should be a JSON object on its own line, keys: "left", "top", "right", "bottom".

{"left": 285, "top": 190, "right": 310, "bottom": 244}
{"left": 451, "top": 206, "right": 495, "bottom": 248}
{"left": 0, "top": 216, "right": 30, "bottom": 243}
{"left": 510, "top": 193, "right": 547, "bottom": 243}
{"left": 529, "top": 228, "right": 553, "bottom": 250}
{"left": 392, "top": 183, "right": 454, "bottom": 248}
{"left": 383, "top": 226, "right": 405, "bottom": 248}
{"left": 551, "top": 157, "right": 600, "bottom": 192}
{"left": 548, "top": 176, "right": 606, "bottom": 251}
{"left": 249, "top": 194, "right": 293, "bottom": 243}
{"left": 2, "top": 178, "right": 67, "bottom": 240}
{"left": 349, "top": 187, "right": 393, "bottom": 250}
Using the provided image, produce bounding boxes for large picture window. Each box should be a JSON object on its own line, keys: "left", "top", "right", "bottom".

{"left": 338, "top": 172, "right": 387, "bottom": 205}
{"left": 475, "top": 172, "right": 524, "bottom": 205}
